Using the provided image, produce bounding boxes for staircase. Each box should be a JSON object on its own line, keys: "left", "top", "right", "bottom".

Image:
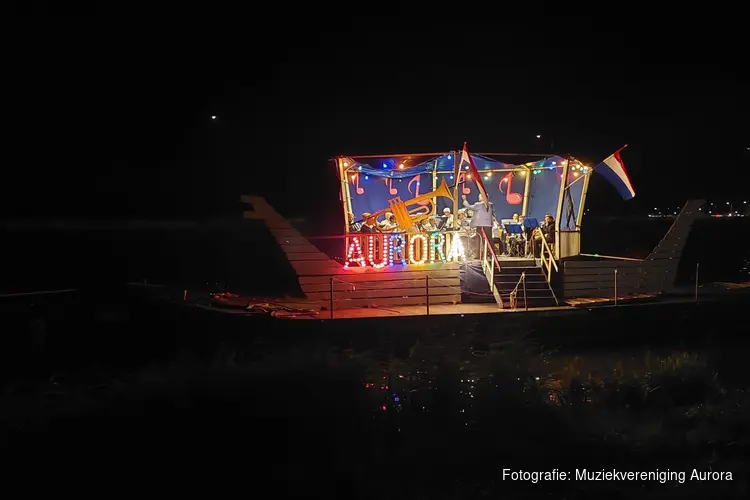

{"left": 493, "top": 259, "right": 559, "bottom": 309}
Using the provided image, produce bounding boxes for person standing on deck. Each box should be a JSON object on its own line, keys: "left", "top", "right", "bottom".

{"left": 462, "top": 193, "right": 495, "bottom": 258}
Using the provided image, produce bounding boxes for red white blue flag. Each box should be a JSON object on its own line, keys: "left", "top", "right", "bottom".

{"left": 460, "top": 143, "right": 489, "bottom": 208}
{"left": 594, "top": 146, "right": 635, "bottom": 200}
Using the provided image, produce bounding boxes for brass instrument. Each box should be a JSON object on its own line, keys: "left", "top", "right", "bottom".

{"left": 367, "top": 178, "right": 454, "bottom": 232}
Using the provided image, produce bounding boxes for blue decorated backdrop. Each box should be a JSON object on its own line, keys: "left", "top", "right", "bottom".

{"left": 345, "top": 154, "right": 587, "bottom": 227}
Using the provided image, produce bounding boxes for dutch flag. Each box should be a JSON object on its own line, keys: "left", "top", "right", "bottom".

{"left": 595, "top": 146, "right": 635, "bottom": 200}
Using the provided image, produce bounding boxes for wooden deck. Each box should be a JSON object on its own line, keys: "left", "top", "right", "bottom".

{"left": 283, "top": 302, "right": 574, "bottom": 319}
{"left": 565, "top": 293, "right": 659, "bottom": 307}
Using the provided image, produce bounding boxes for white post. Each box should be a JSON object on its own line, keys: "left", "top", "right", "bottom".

{"left": 695, "top": 263, "right": 699, "bottom": 303}
{"left": 614, "top": 269, "right": 618, "bottom": 306}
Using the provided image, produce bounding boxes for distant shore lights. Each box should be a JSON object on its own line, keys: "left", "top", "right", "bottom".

{"left": 344, "top": 232, "right": 466, "bottom": 268}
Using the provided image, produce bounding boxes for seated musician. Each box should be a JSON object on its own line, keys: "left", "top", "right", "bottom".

{"left": 359, "top": 213, "right": 381, "bottom": 233}
{"left": 379, "top": 212, "right": 398, "bottom": 232}
{"left": 489, "top": 217, "right": 502, "bottom": 254}
{"left": 439, "top": 207, "right": 454, "bottom": 230}
{"left": 518, "top": 216, "right": 533, "bottom": 257}
{"left": 422, "top": 216, "right": 438, "bottom": 232}
{"left": 542, "top": 214, "right": 555, "bottom": 248}
{"left": 456, "top": 209, "right": 470, "bottom": 230}
{"left": 348, "top": 212, "right": 362, "bottom": 233}
{"left": 531, "top": 214, "right": 555, "bottom": 257}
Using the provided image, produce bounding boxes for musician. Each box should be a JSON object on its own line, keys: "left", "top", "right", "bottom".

{"left": 348, "top": 212, "right": 362, "bottom": 233}
{"left": 518, "top": 216, "right": 533, "bottom": 257}
{"left": 462, "top": 193, "right": 496, "bottom": 257}
{"left": 422, "top": 216, "right": 438, "bottom": 232}
{"left": 542, "top": 214, "right": 555, "bottom": 247}
{"left": 379, "top": 212, "right": 398, "bottom": 232}
{"left": 491, "top": 217, "right": 504, "bottom": 254}
{"left": 439, "top": 207, "right": 454, "bottom": 230}
{"left": 359, "top": 213, "right": 381, "bottom": 233}
{"left": 456, "top": 208, "right": 471, "bottom": 230}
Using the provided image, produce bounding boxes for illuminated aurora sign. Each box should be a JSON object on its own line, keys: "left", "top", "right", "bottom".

{"left": 344, "top": 232, "right": 466, "bottom": 269}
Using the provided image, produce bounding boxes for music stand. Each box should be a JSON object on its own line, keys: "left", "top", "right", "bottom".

{"left": 523, "top": 217, "right": 539, "bottom": 228}
{"left": 500, "top": 219, "right": 516, "bottom": 227}
{"left": 504, "top": 223, "right": 523, "bottom": 235}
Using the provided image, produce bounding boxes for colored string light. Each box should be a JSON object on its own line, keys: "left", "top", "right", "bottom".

{"left": 344, "top": 237, "right": 366, "bottom": 268}
{"left": 408, "top": 234, "right": 428, "bottom": 265}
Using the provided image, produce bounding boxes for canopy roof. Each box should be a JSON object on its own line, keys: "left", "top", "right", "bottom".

{"left": 342, "top": 153, "right": 576, "bottom": 179}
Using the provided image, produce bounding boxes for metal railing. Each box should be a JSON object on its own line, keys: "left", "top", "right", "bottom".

{"left": 508, "top": 272, "right": 528, "bottom": 311}
{"left": 537, "top": 230, "right": 559, "bottom": 283}
{"left": 480, "top": 228, "right": 504, "bottom": 308}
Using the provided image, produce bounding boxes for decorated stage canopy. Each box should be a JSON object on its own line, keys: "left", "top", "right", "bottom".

{"left": 341, "top": 152, "right": 592, "bottom": 231}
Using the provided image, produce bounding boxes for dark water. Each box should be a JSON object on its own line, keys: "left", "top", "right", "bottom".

{"left": 2, "top": 296, "right": 750, "bottom": 497}
{"left": 2, "top": 218, "right": 749, "bottom": 496}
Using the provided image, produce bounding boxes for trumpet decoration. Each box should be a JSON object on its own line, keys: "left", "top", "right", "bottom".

{"left": 368, "top": 178, "right": 454, "bottom": 232}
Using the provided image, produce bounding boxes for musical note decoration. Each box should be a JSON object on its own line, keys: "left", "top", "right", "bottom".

{"left": 458, "top": 173, "right": 471, "bottom": 195}
{"left": 351, "top": 173, "right": 364, "bottom": 195}
{"left": 499, "top": 172, "right": 522, "bottom": 205}
{"left": 384, "top": 178, "right": 398, "bottom": 195}
{"left": 408, "top": 175, "right": 430, "bottom": 206}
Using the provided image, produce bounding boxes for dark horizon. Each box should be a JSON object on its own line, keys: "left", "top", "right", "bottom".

{"left": 5, "top": 12, "right": 748, "bottom": 220}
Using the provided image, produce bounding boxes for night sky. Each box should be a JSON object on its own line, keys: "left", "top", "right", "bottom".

{"left": 6, "top": 11, "right": 748, "bottom": 220}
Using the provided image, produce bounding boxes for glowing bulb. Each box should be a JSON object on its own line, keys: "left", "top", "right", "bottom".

{"left": 467, "top": 174, "right": 471, "bottom": 179}
{"left": 211, "top": 115, "right": 216, "bottom": 120}
{"left": 351, "top": 175, "right": 356, "bottom": 180}
{"left": 573, "top": 172, "right": 579, "bottom": 177}
{"left": 343, "top": 161, "right": 349, "bottom": 167}
{"left": 364, "top": 175, "right": 369, "bottom": 180}
{"left": 398, "top": 164, "right": 404, "bottom": 169}
{"left": 536, "top": 134, "right": 541, "bottom": 139}
{"left": 447, "top": 155, "right": 452, "bottom": 160}
{"left": 486, "top": 172, "right": 492, "bottom": 177}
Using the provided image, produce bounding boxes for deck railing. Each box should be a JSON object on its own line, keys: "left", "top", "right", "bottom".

{"left": 480, "top": 228, "right": 504, "bottom": 308}
{"left": 537, "top": 230, "right": 559, "bottom": 283}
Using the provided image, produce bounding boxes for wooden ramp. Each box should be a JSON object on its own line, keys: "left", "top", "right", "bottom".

{"left": 563, "top": 199, "right": 706, "bottom": 299}
{"left": 241, "top": 196, "right": 461, "bottom": 309}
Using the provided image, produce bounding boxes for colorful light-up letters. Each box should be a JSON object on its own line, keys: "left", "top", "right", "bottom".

{"left": 345, "top": 233, "right": 463, "bottom": 268}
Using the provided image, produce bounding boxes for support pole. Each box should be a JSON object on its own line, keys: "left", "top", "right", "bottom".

{"left": 452, "top": 151, "right": 460, "bottom": 225}
{"left": 338, "top": 158, "right": 353, "bottom": 258}
{"left": 330, "top": 276, "right": 334, "bottom": 319}
{"left": 695, "top": 263, "right": 700, "bottom": 304}
{"left": 523, "top": 272, "right": 528, "bottom": 311}
{"left": 521, "top": 166, "right": 532, "bottom": 217}
{"left": 554, "top": 157, "right": 571, "bottom": 261}
{"left": 425, "top": 276, "right": 430, "bottom": 315}
{"left": 432, "top": 159, "right": 438, "bottom": 209}
{"left": 576, "top": 167, "right": 592, "bottom": 229}
{"left": 614, "top": 269, "right": 618, "bottom": 306}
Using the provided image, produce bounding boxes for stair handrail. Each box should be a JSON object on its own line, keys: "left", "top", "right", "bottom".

{"left": 537, "top": 229, "right": 558, "bottom": 283}
{"left": 508, "top": 271, "right": 526, "bottom": 311}
{"left": 480, "top": 228, "right": 502, "bottom": 291}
